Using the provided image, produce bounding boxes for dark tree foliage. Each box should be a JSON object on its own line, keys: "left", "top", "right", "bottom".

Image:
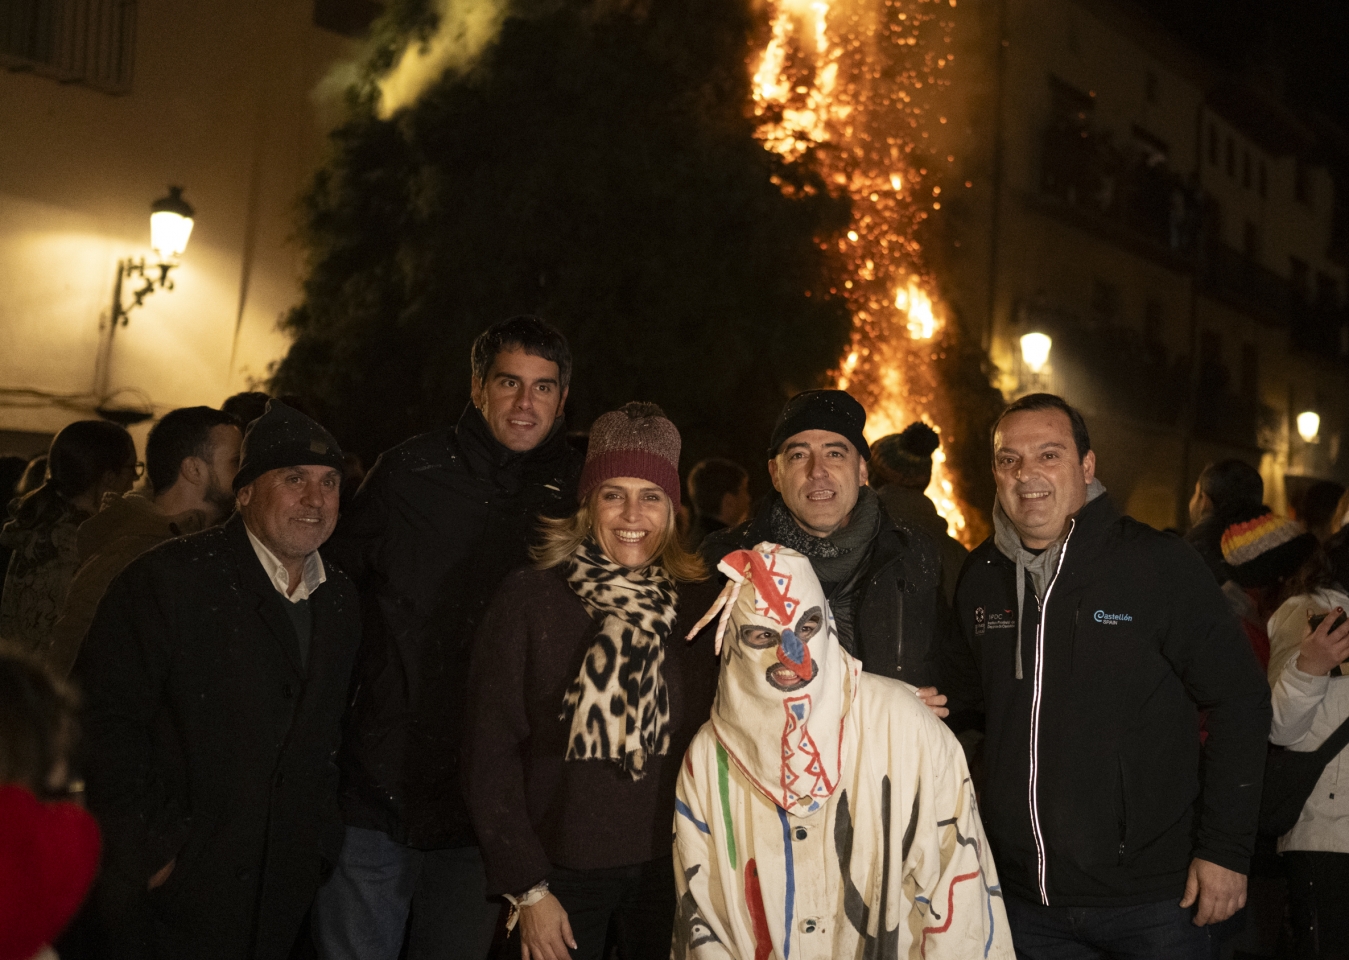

{"left": 273, "top": 0, "right": 852, "bottom": 474}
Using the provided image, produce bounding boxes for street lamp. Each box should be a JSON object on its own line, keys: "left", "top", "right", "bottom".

{"left": 110, "top": 186, "right": 195, "bottom": 329}
{"left": 1297, "top": 410, "right": 1321, "bottom": 444}
{"left": 1020, "top": 331, "right": 1053, "bottom": 375}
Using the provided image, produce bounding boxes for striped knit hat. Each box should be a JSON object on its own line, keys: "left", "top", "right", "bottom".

{"left": 1220, "top": 505, "right": 1317, "bottom": 588}
{"left": 578, "top": 402, "right": 681, "bottom": 511}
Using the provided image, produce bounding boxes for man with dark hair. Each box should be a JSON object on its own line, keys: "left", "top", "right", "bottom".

{"left": 45, "top": 407, "right": 241, "bottom": 676}
{"left": 702, "top": 389, "right": 947, "bottom": 694}
{"left": 314, "top": 315, "right": 584, "bottom": 960}
{"left": 870, "top": 422, "right": 968, "bottom": 603}
{"left": 1296, "top": 479, "right": 1345, "bottom": 542}
{"left": 685, "top": 457, "right": 750, "bottom": 549}
{"left": 1186, "top": 459, "right": 1264, "bottom": 583}
{"left": 77, "top": 400, "right": 360, "bottom": 959}
{"left": 220, "top": 391, "right": 272, "bottom": 428}
{"left": 940, "top": 392, "right": 1271, "bottom": 957}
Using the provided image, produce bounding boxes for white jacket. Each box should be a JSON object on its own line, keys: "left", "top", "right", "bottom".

{"left": 1267, "top": 587, "right": 1349, "bottom": 854}
{"left": 673, "top": 670, "right": 1012, "bottom": 960}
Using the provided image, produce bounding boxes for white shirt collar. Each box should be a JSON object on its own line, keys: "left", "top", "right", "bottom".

{"left": 244, "top": 525, "right": 326, "bottom": 603}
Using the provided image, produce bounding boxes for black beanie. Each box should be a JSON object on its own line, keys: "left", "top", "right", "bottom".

{"left": 767, "top": 389, "right": 870, "bottom": 460}
{"left": 873, "top": 422, "right": 940, "bottom": 488}
{"left": 232, "top": 400, "right": 345, "bottom": 491}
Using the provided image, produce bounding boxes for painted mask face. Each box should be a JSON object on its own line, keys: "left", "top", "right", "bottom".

{"left": 700, "top": 542, "right": 856, "bottom": 815}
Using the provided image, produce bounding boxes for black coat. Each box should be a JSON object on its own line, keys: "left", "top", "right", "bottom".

{"left": 75, "top": 514, "right": 361, "bottom": 960}
{"left": 938, "top": 495, "right": 1271, "bottom": 907}
{"left": 329, "top": 404, "right": 583, "bottom": 848}
{"left": 700, "top": 492, "right": 945, "bottom": 686}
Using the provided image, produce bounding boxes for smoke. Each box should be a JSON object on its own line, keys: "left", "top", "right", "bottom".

{"left": 377, "top": 0, "right": 512, "bottom": 118}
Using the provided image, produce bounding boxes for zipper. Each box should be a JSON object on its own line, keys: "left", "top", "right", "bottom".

{"left": 1028, "top": 517, "right": 1076, "bottom": 906}
{"left": 1117, "top": 755, "right": 1128, "bottom": 866}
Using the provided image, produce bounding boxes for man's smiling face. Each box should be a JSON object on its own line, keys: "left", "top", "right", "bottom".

{"left": 471, "top": 346, "right": 567, "bottom": 452}
{"left": 768, "top": 430, "right": 868, "bottom": 538}
{"left": 993, "top": 408, "right": 1095, "bottom": 550}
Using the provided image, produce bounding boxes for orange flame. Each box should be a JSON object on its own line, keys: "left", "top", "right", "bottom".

{"left": 750, "top": 0, "right": 970, "bottom": 544}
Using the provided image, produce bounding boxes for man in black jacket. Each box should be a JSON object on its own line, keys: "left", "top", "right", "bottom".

{"left": 313, "top": 316, "right": 583, "bottom": 960}
{"left": 939, "top": 393, "right": 1271, "bottom": 957}
{"left": 702, "top": 389, "right": 947, "bottom": 694}
{"left": 77, "top": 401, "right": 361, "bottom": 960}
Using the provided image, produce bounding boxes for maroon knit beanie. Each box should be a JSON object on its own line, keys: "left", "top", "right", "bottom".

{"left": 579, "top": 403, "right": 682, "bottom": 511}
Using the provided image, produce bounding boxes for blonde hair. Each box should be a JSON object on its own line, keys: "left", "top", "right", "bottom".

{"left": 532, "top": 491, "right": 707, "bottom": 582}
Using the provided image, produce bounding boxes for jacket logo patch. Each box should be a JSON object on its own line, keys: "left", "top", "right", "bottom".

{"left": 974, "top": 606, "right": 985, "bottom": 635}
{"left": 986, "top": 610, "right": 1016, "bottom": 630}
{"left": 1094, "top": 610, "right": 1133, "bottom": 625}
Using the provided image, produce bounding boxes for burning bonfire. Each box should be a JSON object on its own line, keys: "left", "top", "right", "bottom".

{"left": 749, "top": 0, "right": 974, "bottom": 544}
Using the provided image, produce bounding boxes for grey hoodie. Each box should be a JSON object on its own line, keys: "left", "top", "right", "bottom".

{"left": 992, "top": 478, "right": 1106, "bottom": 678}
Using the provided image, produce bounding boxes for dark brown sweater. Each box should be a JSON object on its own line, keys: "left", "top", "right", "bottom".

{"left": 463, "top": 564, "right": 721, "bottom": 896}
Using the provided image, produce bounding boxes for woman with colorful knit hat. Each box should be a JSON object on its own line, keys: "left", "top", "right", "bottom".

{"left": 1227, "top": 505, "right": 1349, "bottom": 957}
{"left": 463, "top": 403, "right": 722, "bottom": 960}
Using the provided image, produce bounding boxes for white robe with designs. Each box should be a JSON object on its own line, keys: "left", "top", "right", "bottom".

{"left": 673, "top": 665, "right": 1012, "bottom": 960}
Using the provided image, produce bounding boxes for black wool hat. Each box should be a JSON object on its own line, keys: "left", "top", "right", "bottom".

{"left": 232, "top": 400, "right": 345, "bottom": 491}
{"left": 872, "top": 422, "right": 941, "bottom": 487}
{"left": 768, "top": 389, "right": 870, "bottom": 460}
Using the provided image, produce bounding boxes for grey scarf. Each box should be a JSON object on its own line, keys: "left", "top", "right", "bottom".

{"left": 992, "top": 479, "right": 1106, "bottom": 679}
{"left": 769, "top": 487, "right": 882, "bottom": 649}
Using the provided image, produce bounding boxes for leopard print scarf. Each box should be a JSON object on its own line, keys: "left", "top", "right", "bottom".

{"left": 561, "top": 538, "right": 679, "bottom": 779}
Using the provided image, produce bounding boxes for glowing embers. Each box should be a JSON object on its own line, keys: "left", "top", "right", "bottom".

{"left": 748, "top": 0, "right": 969, "bottom": 543}
{"left": 750, "top": 0, "right": 843, "bottom": 160}
{"left": 894, "top": 278, "right": 939, "bottom": 341}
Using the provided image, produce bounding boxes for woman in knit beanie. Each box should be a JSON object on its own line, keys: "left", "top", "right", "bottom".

{"left": 463, "top": 403, "right": 721, "bottom": 960}
{"left": 1219, "top": 505, "right": 1320, "bottom": 670}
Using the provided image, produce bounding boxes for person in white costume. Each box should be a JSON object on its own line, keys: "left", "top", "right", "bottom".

{"left": 673, "top": 542, "right": 1012, "bottom": 960}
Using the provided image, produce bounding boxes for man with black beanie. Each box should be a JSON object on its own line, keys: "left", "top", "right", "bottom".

{"left": 701, "top": 389, "right": 948, "bottom": 696}
{"left": 75, "top": 400, "right": 362, "bottom": 959}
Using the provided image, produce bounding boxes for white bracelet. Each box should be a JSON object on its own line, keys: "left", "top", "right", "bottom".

{"left": 504, "top": 879, "right": 550, "bottom": 933}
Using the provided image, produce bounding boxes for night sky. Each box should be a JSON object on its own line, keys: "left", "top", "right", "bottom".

{"left": 1135, "top": 0, "right": 1349, "bottom": 133}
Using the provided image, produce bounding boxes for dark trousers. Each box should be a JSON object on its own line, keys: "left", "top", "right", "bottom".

{"left": 1005, "top": 895, "right": 1210, "bottom": 959}
{"left": 505, "top": 856, "right": 675, "bottom": 960}
{"left": 1285, "top": 850, "right": 1349, "bottom": 960}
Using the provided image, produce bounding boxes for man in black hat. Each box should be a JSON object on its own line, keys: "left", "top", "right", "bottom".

{"left": 701, "top": 389, "right": 947, "bottom": 692}
{"left": 76, "top": 401, "right": 363, "bottom": 960}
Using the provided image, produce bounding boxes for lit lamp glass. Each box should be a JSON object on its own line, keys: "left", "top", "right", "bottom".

{"left": 150, "top": 186, "right": 195, "bottom": 260}
{"left": 1020, "top": 332, "right": 1053, "bottom": 374}
{"left": 1297, "top": 410, "right": 1321, "bottom": 444}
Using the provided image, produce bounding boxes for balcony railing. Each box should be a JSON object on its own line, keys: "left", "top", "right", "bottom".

{"left": 1039, "top": 123, "right": 1202, "bottom": 260}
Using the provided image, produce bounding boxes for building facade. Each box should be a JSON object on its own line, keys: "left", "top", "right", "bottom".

{"left": 0, "top": 0, "right": 365, "bottom": 455}
{"left": 938, "top": 0, "right": 1348, "bottom": 528}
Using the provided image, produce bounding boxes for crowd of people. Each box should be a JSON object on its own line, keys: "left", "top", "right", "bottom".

{"left": 0, "top": 314, "right": 1346, "bottom": 960}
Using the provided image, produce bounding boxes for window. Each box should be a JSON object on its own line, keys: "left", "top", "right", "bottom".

{"left": 1291, "top": 257, "right": 1310, "bottom": 301}
{"left": 314, "top": 0, "right": 383, "bottom": 37}
{"left": 1295, "top": 162, "right": 1313, "bottom": 206}
{"left": 1144, "top": 299, "right": 1164, "bottom": 347}
{"left": 1243, "top": 221, "right": 1262, "bottom": 261}
{"left": 1317, "top": 272, "right": 1340, "bottom": 309}
{"left": 1090, "top": 279, "right": 1120, "bottom": 323}
{"left": 0, "top": 0, "right": 135, "bottom": 93}
{"left": 1049, "top": 74, "right": 1096, "bottom": 126}
{"left": 1240, "top": 343, "right": 1259, "bottom": 397}
{"left": 1258, "top": 161, "right": 1267, "bottom": 199}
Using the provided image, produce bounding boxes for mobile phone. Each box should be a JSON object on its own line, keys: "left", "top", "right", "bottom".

{"left": 1309, "top": 611, "right": 1349, "bottom": 633}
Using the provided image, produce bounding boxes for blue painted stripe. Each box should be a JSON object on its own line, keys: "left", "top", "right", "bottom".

{"left": 675, "top": 798, "right": 710, "bottom": 834}
{"left": 985, "top": 885, "right": 1001, "bottom": 958}
{"left": 777, "top": 806, "right": 794, "bottom": 960}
